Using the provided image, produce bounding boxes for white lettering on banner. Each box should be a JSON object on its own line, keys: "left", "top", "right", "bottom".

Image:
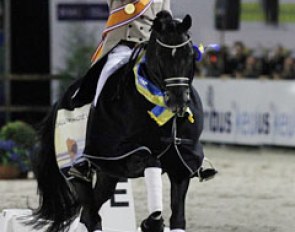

{"left": 193, "top": 78, "right": 295, "bottom": 146}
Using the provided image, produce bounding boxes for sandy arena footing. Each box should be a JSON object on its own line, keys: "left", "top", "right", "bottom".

{"left": 0, "top": 145, "right": 294, "bottom": 232}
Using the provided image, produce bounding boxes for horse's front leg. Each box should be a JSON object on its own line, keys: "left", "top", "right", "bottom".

{"left": 169, "top": 174, "right": 190, "bottom": 232}
{"left": 140, "top": 157, "right": 165, "bottom": 232}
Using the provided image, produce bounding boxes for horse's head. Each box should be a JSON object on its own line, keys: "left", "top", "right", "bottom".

{"left": 145, "top": 11, "right": 196, "bottom": 117}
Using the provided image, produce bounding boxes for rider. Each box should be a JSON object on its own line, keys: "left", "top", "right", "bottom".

{"left": 71, "top": 0, "right": 217, "bottom": 231}
{"left": 91, "top": 0, "right": 171, "bottom": 105}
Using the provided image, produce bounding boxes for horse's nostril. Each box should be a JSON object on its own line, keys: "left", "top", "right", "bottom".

{"left": 175, "top": 106, "right": 187, "bottom": 117}
{"left": 171, "top": 106, "right": 177, "bottom": 113}
{"left": 187, "top": 93, "right": 190, "bottom": 101}
{"left": 177, "top": 111, "right": 186, "bottom": 117}
{"left": 185, "top": 90, "right": 190, "bottom": 102}
{"left": 164, "top": 92, "right": 170, "bottom": 103}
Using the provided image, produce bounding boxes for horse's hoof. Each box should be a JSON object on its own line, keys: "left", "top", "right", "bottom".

{"left": 80, "top": 214, "right": 102, "bottom": 232}
{"left": 140, "top": 215, "right": 164, "bottom": 232}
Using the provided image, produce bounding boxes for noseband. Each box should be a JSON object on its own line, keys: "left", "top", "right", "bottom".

{"left": 156, "top": 36, "right": 192, "bottom": 88}
{"left": 164, "top": 77, "right": 189, "bottom": 87}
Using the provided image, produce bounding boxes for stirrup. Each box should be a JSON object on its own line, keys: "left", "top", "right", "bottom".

{"left": 68, "top": 160, "right": 92, "bottom": 182}
{"left": 197, "top": 157, "right": 218, "bottom": 182}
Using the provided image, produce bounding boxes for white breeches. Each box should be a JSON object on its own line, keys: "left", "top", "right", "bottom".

{"left": 93, "top": 45, "right": 133, "bottom": 106}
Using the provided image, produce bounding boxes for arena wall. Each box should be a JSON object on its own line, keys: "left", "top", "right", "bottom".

{"left": 194, "top": 78, "right": 295, "bottom": 147}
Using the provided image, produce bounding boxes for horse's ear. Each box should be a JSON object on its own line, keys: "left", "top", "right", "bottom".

{"left": 178, "top": 15, "right": 192, "bottom": 32}
{"left": 156, "top": 10, "right": 173, "bottom": 20}
{"left": 153, "top": 10, "right": 173, "bottom": 32}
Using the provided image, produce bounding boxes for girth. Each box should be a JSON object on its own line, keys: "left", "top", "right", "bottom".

{"left": 161, "top": 137, "right": 193, "bottom": 145}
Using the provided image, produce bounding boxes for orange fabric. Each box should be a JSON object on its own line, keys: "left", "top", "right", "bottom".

{"left": 91, "top": 42, "right": 103, "bottom": 63}
{"left": 91, "top": 0, "right": 152, "bottom": 63}
{"left": 106, "top": 0, "right": 152, "bottom": 29}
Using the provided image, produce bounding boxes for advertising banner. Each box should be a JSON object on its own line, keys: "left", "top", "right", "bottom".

{"left": 50, "top": 0, "right": 108, "bottom": 102}
{"left": 193, "top": 79, "right": 295, "bottom": 147}
{"left": 50, "top": 0, "right": 107, "bottom": 74}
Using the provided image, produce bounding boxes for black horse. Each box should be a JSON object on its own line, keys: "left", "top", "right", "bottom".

{"left": 31, "top": 11, "right": 216, "bottom": 232}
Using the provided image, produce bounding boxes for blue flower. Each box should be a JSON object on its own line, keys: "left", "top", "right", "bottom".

{"left": 0, "top": 140, "right": 31, "bottom": 172}
{"left": 0, "top": 140, "right": 16, "bottom": 151}
{"left": 9, "top": 152, "right": 19, "bottom": 162}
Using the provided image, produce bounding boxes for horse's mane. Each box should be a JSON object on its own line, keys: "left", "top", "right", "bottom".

{"left": 114, "top": 42, "right": 147, "bottom": 98}
{"left": 127, "top": 42, "right": 148, "bottom": 72}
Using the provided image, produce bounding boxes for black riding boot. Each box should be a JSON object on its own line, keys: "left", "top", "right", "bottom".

{"left": 80, "top": 208, "right": 102, "bottom": 232}
{"left": 196, "top": 167, "right": 218, "bottom": 182}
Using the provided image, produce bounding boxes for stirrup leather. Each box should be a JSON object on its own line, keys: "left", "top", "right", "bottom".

{"left": 68, "top": 160, "right": 92, "bottom": 182}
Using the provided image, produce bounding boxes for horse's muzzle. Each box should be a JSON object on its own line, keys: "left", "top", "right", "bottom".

{"left": 164, "top": 88, "right": 190, "bottom": 117}
{"left": 164, "top": 77, "right": 191, "bottom": 117}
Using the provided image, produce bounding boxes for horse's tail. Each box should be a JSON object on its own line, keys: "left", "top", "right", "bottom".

{"left": 31, "top": 104, "right": 80, "bottom": 232}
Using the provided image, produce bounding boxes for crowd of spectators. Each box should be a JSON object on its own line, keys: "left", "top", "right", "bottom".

{"left": 197, "top": 41, "right": 295, "bottom": 80}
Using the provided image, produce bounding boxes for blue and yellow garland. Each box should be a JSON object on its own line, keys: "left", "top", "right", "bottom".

{"left": 133, "top": 42, "right": 220, "bottom": 126}
{"left": 134, "top": 62, "right": 194, "bottom": 126}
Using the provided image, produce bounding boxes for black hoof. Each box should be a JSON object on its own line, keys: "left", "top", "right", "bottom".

{"left": 140, "top": 214, "right": 164, "bottom": 232}
{"left": 80, "top": 212, "right": 102, "bottom": 232}
{"left": 80, "top": 220, "right": 102, "bottom": 232}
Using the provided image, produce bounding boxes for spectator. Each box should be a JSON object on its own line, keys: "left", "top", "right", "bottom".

{"left": 253, "top": 46, "right": 270, "bottom": 77}
{"left": 198, "top": 43, "right": 295, "bottom": 80}
{"left": 280, "top": 53, "right": 295, "bottom": 80}
{"left": 201, "top": 51, "right": 223, "bottom": 77}
{"left": 229, "top": 41, "right": 247, "bottom": 78}
{"left": 242, "top": 53, "right": 263, "bottom": 79}
{"left": 268, "top": 44, "right": 287, "bottom": 79}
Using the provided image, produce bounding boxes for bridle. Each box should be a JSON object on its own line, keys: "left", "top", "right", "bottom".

{"left": 155, "top": 36, "right": 193, "bottom": 89}
{"left": 164, "top": 77, "right": 190, "bottom": 87}
{"left": 156, "top": 36, "right": 192, "bottom": 57}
